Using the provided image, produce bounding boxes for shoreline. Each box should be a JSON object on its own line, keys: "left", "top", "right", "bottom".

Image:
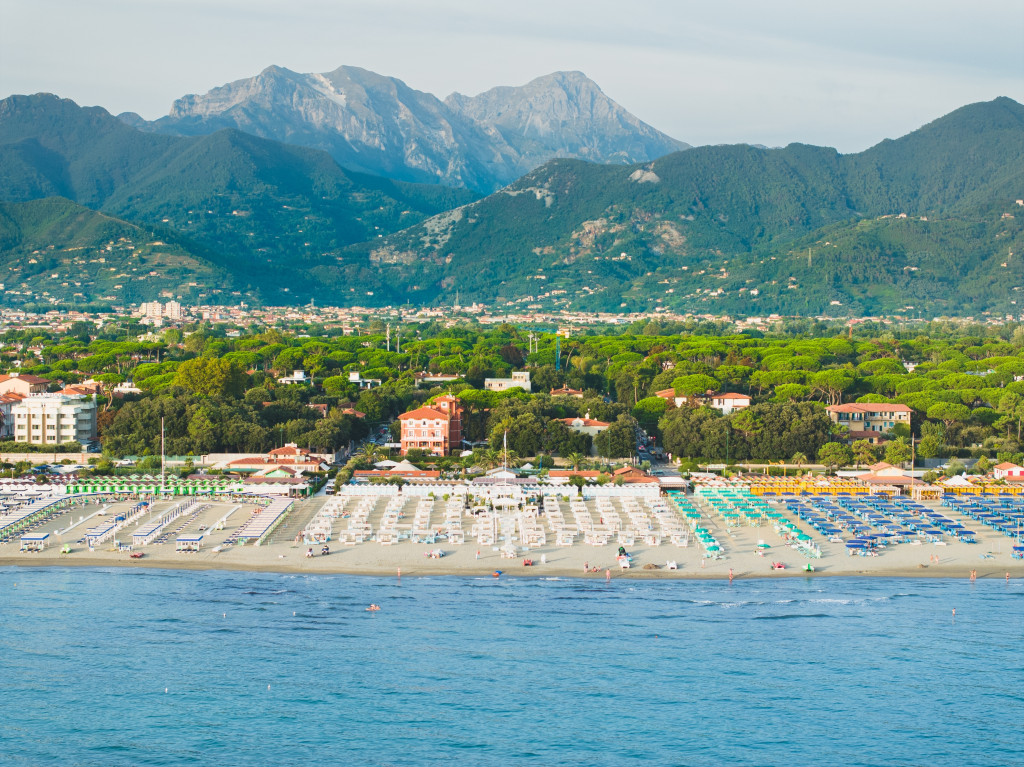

{"left": 5, "top": 495, "right": 1022, "bottom": 583}
{"left": 4, "top": 556, "right": 1022, "bottom": 581}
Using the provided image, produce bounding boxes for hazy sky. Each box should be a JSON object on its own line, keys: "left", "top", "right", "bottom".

{"left": 2, "top": 0, "right": 1021, "bottom": 152}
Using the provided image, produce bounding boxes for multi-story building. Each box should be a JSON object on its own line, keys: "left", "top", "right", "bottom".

{"left": 11, "top": 393, "right": 97, "bottom": 445}
{"left": 826, "top": 403, "right": 912, "bottom": 444}
{"left": 484, "top": 371, "right": 531, "bottom": 392}
{"left": 398, "top": 395, "right": 464, "bottom": 456}
{"left": 137, "top": 301, "right": 185, "bottom": 325}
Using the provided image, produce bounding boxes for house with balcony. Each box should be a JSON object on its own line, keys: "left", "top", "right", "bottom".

{"left": 826, "top": 403, "right": 912, "bottom": 444}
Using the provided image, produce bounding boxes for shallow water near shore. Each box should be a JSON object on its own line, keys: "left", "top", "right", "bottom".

{"left": 1, "top": 567, "right": 1021, "bottom": 766}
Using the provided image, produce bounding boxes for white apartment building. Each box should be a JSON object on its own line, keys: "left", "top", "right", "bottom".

{"left": 484, "top": 371, "right": 532, "bottom": 392}
{"left": 12, "top": 394, "right": 98, "bottom": 446}
{"left": 137, "top": 301, "right": 185, "bottom": 325}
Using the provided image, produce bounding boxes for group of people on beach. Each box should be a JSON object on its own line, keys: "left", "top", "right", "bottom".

{"left": 305, "top": 545, "right": 330, "bottom": 558}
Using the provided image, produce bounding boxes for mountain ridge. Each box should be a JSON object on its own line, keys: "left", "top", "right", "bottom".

{"left": 351, "top": 96, "right": 1024, "bottom": 314}
{"left": 133, "top": 66, "right": 688, "bottom": 191}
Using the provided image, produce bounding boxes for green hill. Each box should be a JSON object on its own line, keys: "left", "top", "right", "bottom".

{"left": 347, "top": 97, "right": 1024, "bottom": 315}
{"left": 0, "top": 197, "right": 230, "bottom": 304}
{"left": 0, "top": 94, "right": 477, "bottom": 303}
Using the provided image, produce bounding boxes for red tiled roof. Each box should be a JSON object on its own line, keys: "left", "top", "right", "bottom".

{"left": 399, "top": 407, "right": 448, "bottom": 420}
{"left": 557, "top": 416, "right": 610, "bottom": 428}
{"left": 0, "top": 374, "right": 49, "bottom": 385}
{"left": 712, "top": 393, "right": 751, "bottom": 401}
{"left": 827, "top": 403, "right": 913, "bottom": 413}
{"left": 856, "top": 474, "right": 922, "bottom": 485}
{"left": 269, "top": 445, "right": 311, "bottom": 457}
{"left": 353, "top": 469, "right": 441, "bottom": 478}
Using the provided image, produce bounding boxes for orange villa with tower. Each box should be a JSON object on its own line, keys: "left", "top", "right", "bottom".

{"left": 398, "top": 395, "right": 464, "bottom": 456}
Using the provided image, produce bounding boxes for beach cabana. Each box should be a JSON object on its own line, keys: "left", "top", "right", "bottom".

{"left": 175, "top": 535, "right": 202, "bottom": 552}
{"left": 20, "top": 532, "right": 49, "bottom": 551}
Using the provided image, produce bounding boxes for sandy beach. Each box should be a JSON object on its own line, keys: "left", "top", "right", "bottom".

{"left": 3, "top": 493, "right": 1023, "bottom": 580}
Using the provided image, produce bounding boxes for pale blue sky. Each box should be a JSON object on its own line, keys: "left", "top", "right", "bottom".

{"left": 1, "top": 0, "right": 1021, "bottom": 151}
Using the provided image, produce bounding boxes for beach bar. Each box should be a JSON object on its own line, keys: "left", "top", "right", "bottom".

{"left": 20, "top": 532, "right": 49, "bottom": 551}
{"left": 175, "top": 534, "right": 203, "bottom": 552}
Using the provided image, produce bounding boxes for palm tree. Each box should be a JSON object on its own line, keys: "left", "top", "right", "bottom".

{"left": 790, "top": 452, "right": 808, "bottom": 475}
{"left": 357, "top": 443, "right": 383, "bottom": 468}
{"left": 481, "top": 448, "right": 502, "bottom": 470}
{"left": 499, "top": 447, "right": 520, "bottom": 469}
{"left": 565, "top": 452, "right": 586, "bottom": 471}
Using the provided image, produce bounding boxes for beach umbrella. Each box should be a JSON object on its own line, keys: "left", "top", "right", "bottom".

{"left": 757, "top": 542, "right": 771, "bottom": 549}
{"left": 706, "top": 545, "right": 721, "bottom": 551}
{"left": 797, "top": 534, "right": 812, "bottom": 541}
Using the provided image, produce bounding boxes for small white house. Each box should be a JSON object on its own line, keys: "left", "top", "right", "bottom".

{"left": 278, "top": 369, "right": 310, "bottom": 384}
{"left": 993, "top": 462, "right": 1024, "bottom": 480}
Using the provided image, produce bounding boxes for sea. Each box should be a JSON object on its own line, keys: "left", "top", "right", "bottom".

{"left": 0, "top": 568, "right": 1021, "bottom": 767}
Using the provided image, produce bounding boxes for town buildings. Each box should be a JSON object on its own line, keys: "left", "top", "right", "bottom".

{"left": 137, "top": 301, "right": 184, "bottom": 325}
{"left": 226, "top": 443, "right": 328, "bottom": 473}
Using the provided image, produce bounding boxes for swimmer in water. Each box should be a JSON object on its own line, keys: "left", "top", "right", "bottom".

{"left": 367, "top": 604, "right": 380, "bottom": 612}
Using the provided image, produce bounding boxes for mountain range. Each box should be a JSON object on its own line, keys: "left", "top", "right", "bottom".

{"left": 361, "top": 96, "right": 1024, "bottom": 315}
{"left": 0, "top": 74, "right": 1022, "bottom": 317}
{"left": 123, "top": 66, "right": 688, "bottom": 192}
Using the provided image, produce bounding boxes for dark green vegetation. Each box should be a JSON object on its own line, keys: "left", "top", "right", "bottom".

{"left": 9, "top": 316, "right": 1024, "bottom": 477}
{"left": 0, "top": 198, "right": 228, "bottom": 303}
{"left": 1, "top": 94, "right": 1022, "bottom": 315}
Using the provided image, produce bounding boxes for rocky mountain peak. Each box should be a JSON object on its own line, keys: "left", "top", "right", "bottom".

{"left": 140, "top": 66, "right": 689, "bottom": 191}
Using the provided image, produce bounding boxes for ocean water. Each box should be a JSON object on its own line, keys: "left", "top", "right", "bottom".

{"left": 0, "top": 568, "right": 1021, "bottom": 767}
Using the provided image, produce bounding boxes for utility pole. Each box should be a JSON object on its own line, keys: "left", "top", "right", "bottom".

{"left": 160, "top": 417, "right": 165, "bottom": 496}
